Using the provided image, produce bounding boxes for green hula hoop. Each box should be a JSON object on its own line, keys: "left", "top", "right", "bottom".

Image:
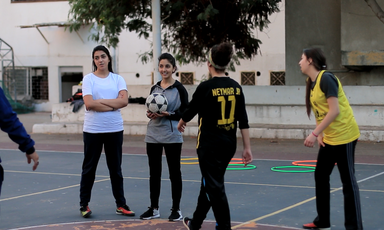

{"left": 271, "top": 165, "right": 315, "bottom": 173}
{"left": 227, "top": 164, "right": 256, "bottom": 171}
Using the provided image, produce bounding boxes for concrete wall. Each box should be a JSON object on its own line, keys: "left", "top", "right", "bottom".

{"left": 285, "top": 0, "right": 384, "bottom": 86}
{"left": 41, "top": 84, "right": 384, "bottom": 141}
{"left": 0, "top": 0, "right": 285, "bottom": 112}
{"left": 59, "top": 84, "right": 384, "bottom": 127}
{"left": 340, "top": 0, "right": 384, "bottom": 85}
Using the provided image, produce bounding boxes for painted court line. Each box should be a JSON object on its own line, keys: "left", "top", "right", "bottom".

{"left": 5, "top": 169, "right": 384, "bottom": 202}
{"left": 0, "top": 178, "right": 110, "bottom": 202}
{"left": 5, "top": 170, "right": 318, "bottom": 190}
{"left": 232, "top": 170, "right": 384, "bottom": 229}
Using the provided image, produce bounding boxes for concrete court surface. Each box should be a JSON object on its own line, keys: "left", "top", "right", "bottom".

{"left": 0, "top": 112, "right": 383, "bottom": 230}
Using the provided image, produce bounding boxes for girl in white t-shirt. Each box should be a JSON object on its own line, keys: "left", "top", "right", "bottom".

{"left": 79, "top": 45, "right": 134, "bottom": 218}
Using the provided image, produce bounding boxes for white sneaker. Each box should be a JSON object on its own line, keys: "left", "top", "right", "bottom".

{"left": 140, "top": 207, "right": 160, "bottom": 220}
{"left": 168, "top": 209, "right": 183, "bottom": 221}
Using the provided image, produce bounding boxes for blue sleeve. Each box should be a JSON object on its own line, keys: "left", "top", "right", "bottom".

{"left": 0, "top": 87, "right": 35, "bottom": 154}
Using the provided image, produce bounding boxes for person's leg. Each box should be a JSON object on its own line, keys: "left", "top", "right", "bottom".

{"left": 104, "top": 131, "right": 126, "bottom": 207}
{"left": 313, "top": 144, "right": 337, "bottom": 228}
{"left": 336, "top": 140, "right": 363, "bottom": 230}
{"left": 0, "top": 164, "right": 3, "bottom": 197}
{"left": 164, "top": 143, "right": 183, "bottom": 210}
{"left": 80, "top": 132, "right": 103, "bottom": 207}
{"left": 146, "top": 142, "right": 164, "bottom": 209}
{"left": 190, "top": 177, "right": 212, "bottom": 229}
{"left": 192, "top": 148, "right": 233, "bottom": 230}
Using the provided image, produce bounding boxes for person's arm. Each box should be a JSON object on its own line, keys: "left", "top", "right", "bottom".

{"left": 177, "top": 84, "right": 202, "bottom": 132}
{"left": 240, "top": 129, "right": 253, "bottom": 166}
{"left": 99, "top": 90, "right": 129, "bottom": 109}
{"left": 304, "top": 96, "right": 339, "bottom": 147}
{"left": 0, "top": 87, "right": 39, "bottom": 171}
{"left": 83, "top": 95, "right": 116, "bottom": 112}
{"left": 168, "top": 84, "right": 189, "bottom": 121}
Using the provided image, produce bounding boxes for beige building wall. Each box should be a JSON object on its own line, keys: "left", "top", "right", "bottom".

{"left": 285, "top": 0, "right": 384, "bottom": 86}
{"left": 0, "top": 0, "right": 285, "bottom": 112}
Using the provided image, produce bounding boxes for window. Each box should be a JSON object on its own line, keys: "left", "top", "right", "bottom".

{"left": 179, "top": 72, "right": 194, "bottom": 85}
{"left": 241, "top": 71, "right": 256, "bottom": 85}
{"left": 3, "top": 67, "right": 49, "bottom": 101}
{"left": 270, "top": 71, "right": 285, "bottom": 85}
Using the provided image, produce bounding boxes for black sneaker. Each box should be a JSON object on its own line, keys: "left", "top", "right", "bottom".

{"left": 168, "top": 209, "right": 183, "bottom": 221}
{"left": 80, "top": 206, "right": 92, "bottom": 218}
{"left": 183, "top": 217, "right": 193, "bottom": 230}
{"left": 140, "top": 207, "right": 160, "bottom": 220}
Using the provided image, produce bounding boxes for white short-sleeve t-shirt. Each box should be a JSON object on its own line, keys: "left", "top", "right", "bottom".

{"left": 82, "top": 72, "right": 128, "bottom": 133}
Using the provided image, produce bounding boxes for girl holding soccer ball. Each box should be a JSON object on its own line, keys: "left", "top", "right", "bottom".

{"left": 141, "top": 53, "right": 189, "bottom": 221}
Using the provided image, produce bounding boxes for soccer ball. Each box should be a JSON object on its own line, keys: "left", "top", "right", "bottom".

{"left": 146, "top": 93, "right": 168, "bottom": 114}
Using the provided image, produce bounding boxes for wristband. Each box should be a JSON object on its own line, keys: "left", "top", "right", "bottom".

{"left": 312, "top": 132, "right": 318, "bottom": 137}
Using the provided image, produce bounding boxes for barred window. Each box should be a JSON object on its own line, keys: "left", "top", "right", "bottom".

{"left": 241, "top": 71, "right": 256, "bottom": 85}
{"left": 180, "top": 72, "right": 194, "bottom": 85}
{"left": 3, "top": 67, "right": 48, "bottom": 101}
{"left": 270, "top": 71, "right": 285, "bottom": 85}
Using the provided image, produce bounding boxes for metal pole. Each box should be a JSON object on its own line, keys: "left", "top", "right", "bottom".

{"left": 152, "top": 0, "right": 162, "bottom": 82}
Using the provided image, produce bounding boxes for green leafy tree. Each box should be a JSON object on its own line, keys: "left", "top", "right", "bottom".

{"left": 68, "top": 0, "right": 281, "bottom": 68}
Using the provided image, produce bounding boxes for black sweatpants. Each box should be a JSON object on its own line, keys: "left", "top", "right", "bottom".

{"left": 146, "top": 142, "right": 182, "bottom": 210}
{"left": 313, "top": 139, "right": 363, "bottom": 230}
{"left": 191, "top": 147, "right": 235, "bottom": 230}
{"left": 0, "top": 164, "right": 3, "bottom": 197}
{"left": 80, "top": 131, "right": 126, "bottom": 207}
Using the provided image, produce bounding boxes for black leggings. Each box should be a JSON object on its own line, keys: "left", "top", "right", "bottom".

{"left": 313, "top": 139, "right": 363, "bottom": 230}
{"left": 0, "top": 164, "right": 3, "bottom": 197}
{"left": 80, "top": 131, "right": 126, "bottom": 207}
{"left": 191, "top": 147, "right": 235, "bottom": 230}
{"left": 146, "top": 143, "right": 182, "bottom": 210}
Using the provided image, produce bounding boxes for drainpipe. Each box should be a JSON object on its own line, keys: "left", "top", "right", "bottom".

{"left": 152, "top": 0, "right": 162, "bottom": 82}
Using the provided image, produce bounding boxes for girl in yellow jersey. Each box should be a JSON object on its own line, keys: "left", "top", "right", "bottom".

{"left": 299, "top": 48, "right": 363, "bottom": 230}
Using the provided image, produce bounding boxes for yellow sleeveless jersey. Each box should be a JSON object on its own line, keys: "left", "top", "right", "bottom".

{"left": 310, "top": 70, "right": 360, "bottom": 145}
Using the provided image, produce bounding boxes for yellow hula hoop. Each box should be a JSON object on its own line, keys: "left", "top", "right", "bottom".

{"left": 180, "top": 157, "right": 199, "bottom": 165}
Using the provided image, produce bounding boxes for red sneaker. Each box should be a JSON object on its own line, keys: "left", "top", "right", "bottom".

{"left": 303, "top": 222, "right": 331, "bottom": 230}
{"left": 116, "top": 205, "right": 135, "bottom": 216}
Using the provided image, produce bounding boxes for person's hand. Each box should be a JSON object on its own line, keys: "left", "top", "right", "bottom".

{"left": 26, "top": 152, "right": 39, "bottom": 171}
{"left": 157, "top": 111, "right": 169, "bottom": 117}
{"left": 242, "top": 149, "right": 253, "bottom": 166}
{"left": 317, "top": 133, "right": 325, "bottom": 147}
{"left": 146, "top": 111, "right": 158, "bottom": 119}
{"left": 177, "top": 119, "right": 187, "bottom": 132}
{"left": 304, "top": 132, "right": 324, "bottom": 148}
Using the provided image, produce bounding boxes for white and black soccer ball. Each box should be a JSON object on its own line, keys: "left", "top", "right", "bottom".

{"left": 146, "top": 93, "right": 168, "bottom": 114}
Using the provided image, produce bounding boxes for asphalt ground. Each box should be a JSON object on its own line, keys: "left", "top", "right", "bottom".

{"left": 0, "top": 113, "right": 383, "bottom": 230}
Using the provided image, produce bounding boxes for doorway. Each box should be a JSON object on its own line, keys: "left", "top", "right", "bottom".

{"left": 59, "top": 67, "right": 83, "bottom": 102}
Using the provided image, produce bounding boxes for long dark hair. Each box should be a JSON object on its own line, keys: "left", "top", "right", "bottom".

{"left": 158, "top": 53, "right": 177, "bottom": 73}
{"left": 92, "top": 45, "right": 113, "bottom": 73}
{"left": 210, "top": 42, "right": 233, "bottom": 71}
{"left": 304, "top": 48, "right": 327, "bottom": 117}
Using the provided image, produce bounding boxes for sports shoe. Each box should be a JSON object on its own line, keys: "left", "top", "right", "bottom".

{"left": 303, "top": 222, "right": 331, "bottom": 230}
{"left": 183, "top": 217, "right": 193, "bottom": 230}
{"left": 116, "top": 205, "right": 135, "bottom": 216}
{"left": 140, "top": 207, "right": 160, "bottom": 220}
{"left": 168, "top": 209, "right": 183, "bottom": 221}
{"left": 80, "top": 206, "right": 92, "bottom": 218}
